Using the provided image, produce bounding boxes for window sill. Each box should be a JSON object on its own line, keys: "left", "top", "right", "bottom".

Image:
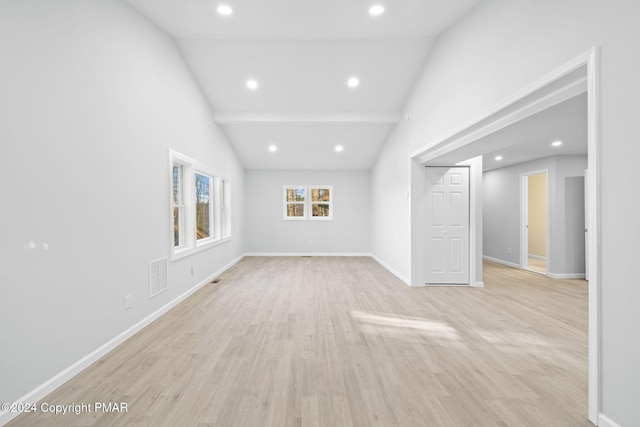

{"left": 171, "top": 236, "right": 232, "bottom": 262}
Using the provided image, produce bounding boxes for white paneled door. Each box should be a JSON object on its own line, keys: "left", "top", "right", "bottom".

{"left": 425, "top": 167, "right": 470, "bottom": 285}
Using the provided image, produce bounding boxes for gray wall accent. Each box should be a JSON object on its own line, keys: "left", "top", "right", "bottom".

{"left": 483, "top": 165, "right": 522, "bottom": 265}
{"left": 483, "top": 156, "right": 587, "bottom": 275}
{"left": 245, "top": 170, "right": 370, "bottom": 254}
{"left": 552, "top": 156, "right": 588, "bottom": 275}
{"left": 565, "top": 176, "right": 586, "bottom": 274}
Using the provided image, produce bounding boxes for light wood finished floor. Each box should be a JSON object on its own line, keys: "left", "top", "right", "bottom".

{"left": 10, "top": 257, "right": 590, "bottom": 427}
{"left": 527, "top": 257, "right": 547, "bottom": 274}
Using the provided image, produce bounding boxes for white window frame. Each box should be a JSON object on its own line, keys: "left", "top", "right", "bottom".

{"left": 170, "top": 150, "right": 230, "bottom": 261}
{"left": 283, "top": 185, "right": 308, "bottom": 220}
{"left": 283, "top": 185, "right": 333, "bottom": 221}
{"left": 194, "top": 171, "right": 216, "bottom": 243}
{"left": 172, "top": 163, "right": 186, "bottom": 249}
{"left": 221, "top": 179, "right": 231, "bottom": 238}
{"left": 308, "top": 185, "right": 333, "bottom": 221}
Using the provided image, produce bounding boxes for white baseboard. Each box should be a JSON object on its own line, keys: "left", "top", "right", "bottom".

{"left": 547, "top": 272, "right": 586, "bottom": 279}
{"left": 483, "top": 255, "right": 585, "bottom": 280}
{"left": 370, "top": 254, "right": 412, "bottom": 286}
{"left": 528, "top": 254, "right": 547, "bottom": 261}
{"left": 598, "top": 413, "right": 622, "bottom": 427}
{"left": 0, "top": 254, "right": 245, "bottom": 427}
{"left": 370, "top": 255, "right": 483, "bottom": 288}
{"left": 483, "top": 255, "right": 521, "bottom": 269}
{"left": 244, "top": 252, "right": 372, "bottom": 257}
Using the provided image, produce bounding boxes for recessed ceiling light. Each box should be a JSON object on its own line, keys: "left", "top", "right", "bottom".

{"left": 552, "top": 140, "right": 563, "bottom": 147}
{"left": 347, "top": 77, "right": 359, "bottom": 88}
{"left": 268, "top": 145, "right": 277, "bottom": 152}
{"left": 335, "top": 145, "right": 344, "bottom": 152}
{"left": 216, "top": 5, "right": 233, "bottom": 16}
{"left": 495, "top": 155, "right": 503, "bottom": 161}
{"left": 246, "top": 79, "right": 258, "bottom": 90}
{"left": 369, "top": 4, "right": 385, "bottom": 16}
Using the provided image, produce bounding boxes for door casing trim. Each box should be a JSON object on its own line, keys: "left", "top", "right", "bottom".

{"left": 409, "top": 47, "right": 600, "bottom": 424}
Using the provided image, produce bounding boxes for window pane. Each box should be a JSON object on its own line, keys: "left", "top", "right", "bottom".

{"left": 173, "top": 207, "right": 180, "bottom": 247}
{"left": 287, "top": 203, "right": 305, "bottom": 217}
{"left": 311, "top": 188, "right": 330, "bottom": 202}
{"left": 173, "top": 165, "right": 182, "bottom": 205}
{"left": 312, "top": 203, "right": 330, "bottom": 217}
{"left": 195, "top": 173, "right": 210, "bottom": 239}
{"left": 286, "top": 188, "right": 305, "bottom": 202}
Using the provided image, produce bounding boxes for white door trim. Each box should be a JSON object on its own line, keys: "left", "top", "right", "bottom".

{"left": 409, "top": 47, "right": 600, "bottom": 424}
{"left": 521, "top": 175, "right": 529, "bottom": 271}
{"left": 586, "top": 48, "right": 600, "bottom": 425}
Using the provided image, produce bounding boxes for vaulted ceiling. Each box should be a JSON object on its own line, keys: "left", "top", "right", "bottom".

{"left": 124, "top": 0, "right": 587, "bottom": 171}
{"left": 124, "top": 0, "right": 482, "bottom": 170}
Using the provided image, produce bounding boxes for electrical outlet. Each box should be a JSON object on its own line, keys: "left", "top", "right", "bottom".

{"left": 191, "top": 266, "right": 194, "bottom": 275}
{"left": 507, "top": 248, "right": 512, "bottom": 254}
{"left": 125, "top": 294, "right": 132, "bottom": 310}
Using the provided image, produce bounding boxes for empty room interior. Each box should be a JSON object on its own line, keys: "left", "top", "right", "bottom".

{"left": 1, "top": 0, "right": 639, "bottom": 426}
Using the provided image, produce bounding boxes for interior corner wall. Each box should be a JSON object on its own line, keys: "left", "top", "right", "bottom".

{"left": 370, "top": 0, "right": 640, "bottom": 423}
{"left": 0, "top": 0, "right": 244, "bottom": 406}
{"left": 245, "top": 170, "right": 370, "bottom": 254}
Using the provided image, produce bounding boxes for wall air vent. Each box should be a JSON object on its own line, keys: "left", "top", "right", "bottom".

{"left": 149, "top": 257, "right": 168, "bottom": 298}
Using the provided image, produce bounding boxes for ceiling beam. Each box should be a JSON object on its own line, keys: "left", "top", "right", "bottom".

{"left": 212, "top": 112, "right": 402, "bottom": 124}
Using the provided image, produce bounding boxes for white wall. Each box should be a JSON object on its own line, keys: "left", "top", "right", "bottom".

{"left": 483, "top": 156, "right": 586, "bottom": 276}
{"left": 0, "top": 0, "right": 244, "bottom": 407}
{"left": 371, "top": 0, "right": 640, "bottom": 424}
{"left": 245, "top": 170, "right": 370, "bottom": 254}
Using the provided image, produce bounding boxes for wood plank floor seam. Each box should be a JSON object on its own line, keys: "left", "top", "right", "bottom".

{"left": 8, "top": 257, "right": 589, "bottom": 426}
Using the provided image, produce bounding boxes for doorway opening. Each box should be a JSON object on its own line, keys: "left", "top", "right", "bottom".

{"left": 521, "top": 171, "right": 548, "bottom": 274}
{"left": 410, "top": 48, "right": 599, "bottom": 423}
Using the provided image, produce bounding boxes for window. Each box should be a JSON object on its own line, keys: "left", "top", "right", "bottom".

{"left": 310, "top": 186, "right": 332, "bottom": 220}
{"left": 283, "top": 185, "right": 333, "bottom": 221}
{"left": 172, "top": 164, "right": 185, "bottom": 248}
{"left": 170, "top": 150, "right": 231, "bottom": 260}
{"left": 195, "top": 172, "right": 213, "bottom": 240}
{"left": 283, "top": 186, "right": 307, "bottom": 220}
